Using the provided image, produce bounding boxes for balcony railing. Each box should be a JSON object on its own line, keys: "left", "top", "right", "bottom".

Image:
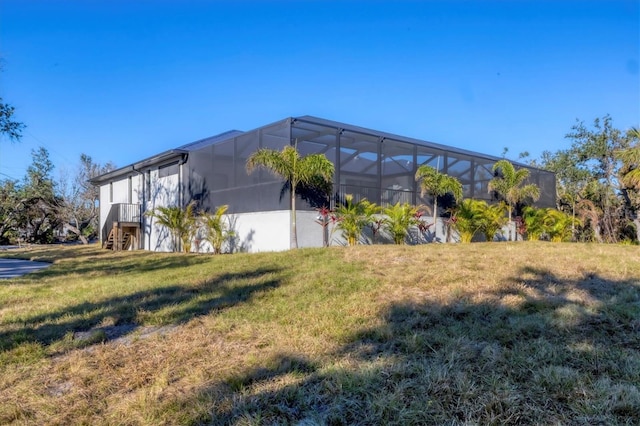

{"left": 101, "top": 203, "right": 142, "bottom": 243}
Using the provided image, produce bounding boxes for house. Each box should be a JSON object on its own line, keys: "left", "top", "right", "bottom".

{"left": 90, "top": 116, "right": 556, "bottom": 252}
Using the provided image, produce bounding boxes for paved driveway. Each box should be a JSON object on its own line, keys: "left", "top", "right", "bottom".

{"left": 0, "top": 258, "right": 51, "bottom": 279}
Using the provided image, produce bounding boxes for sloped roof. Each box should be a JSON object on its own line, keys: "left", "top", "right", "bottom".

{"left": 90, "top": 129, "right": 245, "bottom": 185}
{"left": 177, "top": 129, "right": 244, "bottom": 151}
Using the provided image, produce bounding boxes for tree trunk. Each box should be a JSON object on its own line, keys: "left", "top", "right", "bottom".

{"left": 432, "top": 198, "right": 438, "bottom": 243}
{"left": 291, "top": 189, "right": 298, "bottom": 249}
{"left": 65, "top": 223, "right": 88, "bottom": 244}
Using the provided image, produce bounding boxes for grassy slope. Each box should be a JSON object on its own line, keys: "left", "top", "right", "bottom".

{"left": 0, "top": 243, "right": 639, "bottom": 425}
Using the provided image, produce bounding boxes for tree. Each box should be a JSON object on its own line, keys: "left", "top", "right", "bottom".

{"left": 0, "top": 97, "right": 25, "bottom": 141}
{"left": 333, "top": 195, "right": 378, "bottom": 246}
{"left": 415, "top": 164, "right": 463, "bottom": 241}
{"left": 58, "top": 154, "right": 116, "bottom": 243}
{"left": 564, "top": 116, "right": 631, "bottom": 243}
{"left": 540, "top": 148, "right": 591, "bottom": 239}
{"left": 616, "top": 127, "right": 640, "bottom": 242}
{"left": 246, "top": 144, "right": 334, "bottom": 249}
{"left": 146, "top": 202, "right": 197, "bottom": 253}
{"left": 382, "top": 202, "right": 420, "bottom": 244}
{"left": 617, "top": 128, "right": 640, "bottom": 188}
{"left": 0, "top": 179, "right": 22, "bottom": 243}
{"left": 200, "top": 205, "right": 235, "bottom": 254}
{"left": 19, "top": 147, "right": 62, "bottom": 243}
{"left": 488, "top": 159, "right": 540, "bottom": 241}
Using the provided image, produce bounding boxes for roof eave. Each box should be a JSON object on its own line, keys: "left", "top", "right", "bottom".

{"left": 89, "top": 149, "right": 188, "bottom": 185}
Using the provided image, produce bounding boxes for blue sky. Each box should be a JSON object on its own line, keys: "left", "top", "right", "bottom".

{"left": 0, "top": 0, "right": 638, "bottom": 181}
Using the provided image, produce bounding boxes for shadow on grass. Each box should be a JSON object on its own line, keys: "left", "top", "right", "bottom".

{"left": 187, "top": 267, "right": 640, "bottom": 425}
{"left": 0, "top": 267, "right": 282, "bottom": 355}
{"left": 30, "top": 251, "right": 217, "bottom": 280}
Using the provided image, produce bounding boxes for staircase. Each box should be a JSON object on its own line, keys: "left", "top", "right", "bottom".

{"left": 101, "top": 204, "right": 142, "bottom": 251}
{"left": 103, "top": 224, "right": 134, "bottom": 251}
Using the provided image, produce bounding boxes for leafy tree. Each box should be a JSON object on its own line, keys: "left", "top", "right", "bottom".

{"left": 18, "top": 147, "right": 62, "bottom": 243}
{"left": 0, "top": 179, "right": 21, "bottom": 243}
{"left": 616, "top": 127, "right": 640, "bottom": 242}
{"left": 488, "top": 159, "right": 540, "bottom": 241}
{"left": 246, "top": 145, "right": 334, "bottom": 249}
{"left": 200, "top": 205, "right": 235, "bottom": 254}
{"left": 382, "top": 202, "right": 420, "bottom": 244}
{"left": 540, "top": 148, "right": 591, "bottom": 239}
{"left": 146, "top": 202, "right": 197, "bottom": 252}
{"left": 0, "top": 97, "right": 25, "bottom": 141}
{"left": 415, "top": 164, "right": 462, "bottom": 241}
{"left": 58, "top": 154, "right": 116, "bottom": 243}
{"left": 333, "top": 194, "right": 378, "bottom": 246}
{"left": 563, "top": 116, "right": 631, "bottom": 243}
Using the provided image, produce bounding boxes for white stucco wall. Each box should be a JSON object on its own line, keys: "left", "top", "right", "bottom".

{"left": 225, "top": 210, "right": 291, "bottom": 252}
{"left": 296, "top": 210, "right": 325, "bottom": 248}
{"left": 147, "top": 169, "right": 181, "bottom": 252}
{"left": 98, "top": 184, "right": 111, "bottom": 242}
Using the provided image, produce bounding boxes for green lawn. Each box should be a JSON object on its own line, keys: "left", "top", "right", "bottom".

{"left": 1, "top": 242, "right": 639, "bottom": 425}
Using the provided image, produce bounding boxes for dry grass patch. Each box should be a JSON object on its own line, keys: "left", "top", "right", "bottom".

{"left": 1, "top": 242, "right": 639, "bottom": 424}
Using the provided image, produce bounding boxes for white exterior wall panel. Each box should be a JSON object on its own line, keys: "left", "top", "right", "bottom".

{"left": 147, "top": 169, "right": 181, "bottom": 252}
{"left": 226, "top": 211, "right": 290, "bottom": 252}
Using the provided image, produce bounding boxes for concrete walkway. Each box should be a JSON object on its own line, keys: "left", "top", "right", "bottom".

{"left": 0, "top": 258, "right": 51, "bottom": 279}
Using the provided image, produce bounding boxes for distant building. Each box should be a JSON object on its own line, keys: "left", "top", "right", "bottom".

{"left": 90, "top": 116, "right": 555, "bottom": 252}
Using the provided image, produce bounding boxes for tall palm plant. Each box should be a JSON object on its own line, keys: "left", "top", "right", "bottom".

{"left": 246, "top": 144, "right": 334, "bottom": 249}
{"left": 200, "top": 205, "right": 235, "bottom": 254}
{"left": 450, "top": 199, "right": 485, "bottom": 243}
{"left": 522, "top": 206, "right": 547, "bottom": 241}
{"left": 543, "top": 209, "right": 579, "bottom": 242}
{"left": 333, "top": 194, "right": 378, "bottom": 246}
{"left": 415, "top": 164, "right": 463, "bottom": 241}
{"left": 617, "top": 128, "right": 640, "bottom": 188}
{"left": 478, "top": 201, "right": 507, "bottom": 242}
{"left": 616, "top": 128, "right": 640, "bottom": 242}
{"left": 382, "top": 202, "right": 420, "bottom": 244}
{"left": 146, "top": 202, "right": 197, "bottom": 252}
{"left": 488, "top": 159, "right": 540, "bottom": 241}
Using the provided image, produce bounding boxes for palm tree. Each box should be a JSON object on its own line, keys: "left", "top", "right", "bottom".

{"left": 382, "top": 202, "right": 420, "bottom": 244}
{"left": 522, "top": 206, "right": 547, "bottom": 241}
{"left": 488, "top": 159, "right": 540, "bottom": 241}
{"left": 415, "top": 164, "right": 463, "bottom": 242}
{"left": 616, "top": 128, "right": 640, "bottom": 242}
{"left": 333, "top": 194, "right": 378, "bottom": 246}
{"left": 478, "top": 201, "right": 508, "bottom": 242}
{"left": 617, "top": 127, "right": 640, "bottom": 188}
{"left": 200, "top": 205, "right": 235, "bottom": 254}
{"left": 146, "top": 202, "right": 197, "bottom": 252}
{"left": 246, "top": 144, "right": 334, "bottom": 249}
{"left": 543, "top": 209, "right": 579, "bottom": 242}
{"left": 450, "top": 199, "right": 485, "bottom": 243}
